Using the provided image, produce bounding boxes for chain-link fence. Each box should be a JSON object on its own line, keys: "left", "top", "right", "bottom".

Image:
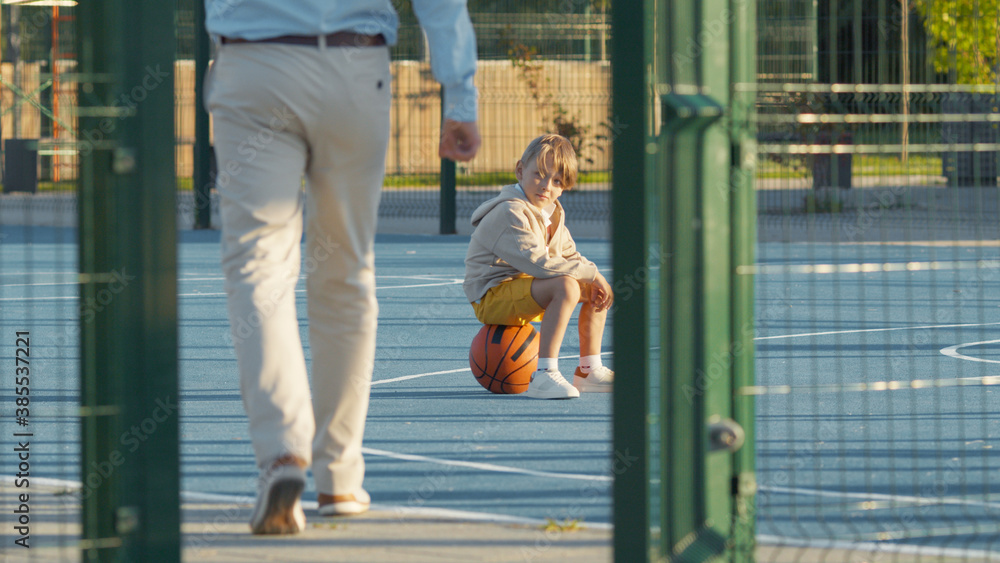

{"left": 382, "top": 1, "right": 612, "bottom": 224}
{"left": 755, "top": 1, "right": 1000, "bottom": 559}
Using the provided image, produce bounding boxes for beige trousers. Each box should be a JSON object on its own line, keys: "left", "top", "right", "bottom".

{"left": 205, "top": 42, "right": 391, "bottom": 496}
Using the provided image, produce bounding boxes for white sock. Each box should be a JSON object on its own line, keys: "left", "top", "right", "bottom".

{"left": 578, "top": 355, "right": 603, "bottom": 375}
{"left": 537, "top": 357, "right": 559, "bottom": 372}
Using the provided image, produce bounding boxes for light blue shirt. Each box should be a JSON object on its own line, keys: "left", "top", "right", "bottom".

{"left": 205, "top": 0, "right": 478, "bottom": 122}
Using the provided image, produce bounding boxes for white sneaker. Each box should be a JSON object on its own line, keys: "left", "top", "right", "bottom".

{"left": 249, "top": 459, "right": 307, "bottom": 535}
{"left": 318, "top": 489, "right": 371, "bottom": 517}
{"left": 573, "top": 365, "right": 614, "bottom": 393}
{"left": 524, "top": 369, "right": 580, "bottom": 399}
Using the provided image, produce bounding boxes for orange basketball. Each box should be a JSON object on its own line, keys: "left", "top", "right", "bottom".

{"left": 469, "top": 324, "right": 539, "bottom": 394}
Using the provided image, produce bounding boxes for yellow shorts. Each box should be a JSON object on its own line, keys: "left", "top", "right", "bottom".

{"left": 471, "top": 276, "right": 544, "bottom": 326}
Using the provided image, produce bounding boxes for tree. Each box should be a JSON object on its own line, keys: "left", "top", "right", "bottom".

{"left": 912, "top": 0, "right": 1000, "bottom": 84}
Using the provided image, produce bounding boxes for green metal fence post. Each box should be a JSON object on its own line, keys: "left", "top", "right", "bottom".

{"left": 77, "top": 0, "right": 180, "bottom": 560}
{"left": 77, "top": 1, "right": 120, "bottom": 558}
{"left": 440, "top": 87, "right": 457, "bottom": 234}
{"left": 118, "top": 1, "right": 180, "bottom": 558}
{"left": 656, "top": 0, "right": 756, "bottom": 559}
{"left": 440, "top": 157, "right": 457, "bottom": 234}
{"left": 194, "top": 0, "right": 213, "bottom": 229}
{"left": 611, "top": 0, "right": 654, "bottom": 560}
{"left": 729, "top": 0, "right": 758, "bottom": 557}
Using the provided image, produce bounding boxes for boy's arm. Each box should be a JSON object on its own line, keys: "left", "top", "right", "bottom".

{"left": 557, "top": 223, "right": 598, "bottom": 272}
{"left": 485, "top": 209, "right": 599, "bottom": 282}
{"left": 557, "top": 222, "right": 612, "bottom": 310}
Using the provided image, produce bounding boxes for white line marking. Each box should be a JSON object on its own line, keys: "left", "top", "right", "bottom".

{"left": 361, "top": 447, "right": 612, "bottom": 483}
{"left": 372, "top": 367, "right": 470, "bottom": 386}
{"left": 757, "top": 535, "right": 1000, "bottom": 561}
{"left": 0, "top": 274, "right": 459, "bottom": 288}
{"left": 372, "top": 351, "right": 613, "bottom": 386}
{"left": 0, "top": 279, "right": 464, "bottom": 301}
{"left": 940, "top": 339, "right": 1000, "bottom": 364}
{"left": 0, "top": 281, "right": 79, "bottom": 288}
{"left": 755, "top": 321, "right": 1000, "bottom": 341}
{"left": 180, "top": 490, "right": 610, "bottom": 529}
{"left": 8, "top": 475, "right": 611, "bottom": 530}
{"left": 760, "top": 484, "right": 1000, "bottom": 511}
{"left": 372, "top": 280, "right": 462, "bottom": 290}
{"left": 0, "top": 295, "right": 77, "bottom": 301}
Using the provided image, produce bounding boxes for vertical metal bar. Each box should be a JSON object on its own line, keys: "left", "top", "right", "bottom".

{"left": 611, "top": 0, "right": 652, "bottom": 560}
{"left": 118, "top": 0, "right": 180, "bottom": 559}
{"left": 853, "top": 0, "right": 863, "bottom": 82}
{"left": 78, "top": 0, "right": 179, "bottom": 560}
{"left": 439, "top": 88, "right": 457, "bottom": 234}
{"left": 193, "top": 0, "right": 212, "bottom": 229}
{"left": 661, "top": 0, "right": 700, "bottom": 548}
{"left": 829, "top": 0, "right": 839, "bottom": 83}
{"left": 729, "top": 0, "right": 758, "bottom": 558}
{"left": 660, "top": 0, "right": 740, "bottom": 557}
{"left": 878, "top": 0, "right": 888, "bottom": 85}
{"left": 77, "top": 0, "right": 120, "bottom": 559}
{"left": 695, "top": 0, "right": 734, "bottom": 539}
{"left": 439, "top": 158, "right": 456, "bottom": 234}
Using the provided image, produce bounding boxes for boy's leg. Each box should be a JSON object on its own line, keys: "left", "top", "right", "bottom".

{"left": 523, "top": 276, "right": 581, "bottom": 399}
{"left": 574, "top": 283, "right": 614, "bottom": 392}
{"left": 529, "top": 276, "right": 581, "bottom": 358}
{"left": 578, "top": 299, "right": 608, "bottom": 357}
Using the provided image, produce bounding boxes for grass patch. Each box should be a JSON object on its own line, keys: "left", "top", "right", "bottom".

{"left": 804, "top": 190, "right": 844, "bottom": 214}
{"left": 852, "top": 154, "right": 941, "bottom": 176}
{"left": 382, "top": 170, "right": 609, "bottom": 189}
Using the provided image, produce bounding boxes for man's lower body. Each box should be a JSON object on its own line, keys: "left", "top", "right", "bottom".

{"left": 205, "top": 41, "right": 391, "bottom": 533}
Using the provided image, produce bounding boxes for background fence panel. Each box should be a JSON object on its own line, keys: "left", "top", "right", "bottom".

{"left": 753, "top": 0, "right": 1000, "bottom": 560}
{"left": 0, "top": 4, "right": 80, "bottom": 562}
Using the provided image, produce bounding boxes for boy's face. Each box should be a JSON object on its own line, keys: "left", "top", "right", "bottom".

{"left": 515, "top": 154, "right": 564, "bottom": 210}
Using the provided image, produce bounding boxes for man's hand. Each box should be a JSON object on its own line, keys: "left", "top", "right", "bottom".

{"left": 439, "top": 119, "right": 481, "bottom": 162}
{"left": 590, "top": 272, "right": 614, "bottom": 312}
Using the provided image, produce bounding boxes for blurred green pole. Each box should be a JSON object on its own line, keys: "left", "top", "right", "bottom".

{"left": 440, "top": 89, "right": 457, "bottom": 234}
{"left": 611, "top": 0, "right": 654, "bottom": 560}
{"left": 117, "top": 0, "right": 180, "bottom": 557}
{"left": 730, "top": 0, "right": 758, "bottom": 556}
{"left": 77, "top": 0, "right": 180, "bottom": 560}
{"left": 193, "top": 0, "right": 213, "bottom": 229}
{"left": 77, "top": 0, "right": 119, "bottom": 558}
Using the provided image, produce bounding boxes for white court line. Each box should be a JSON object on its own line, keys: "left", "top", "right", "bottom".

{"left": 0, "top": 295, "right": 77, "bottom": 301}
{"left": 372, "top": 367, "right": 471, "bottom": 386}
{"left": 0, "top": 279, "right": 463, "bottom": 301}
{"left": 182, "top": 491, "right": 609, "bottom": 529}
{"left": 0, "top": 274, "right": 460, "bottom": 288}
{"left": 0, "top": 281, "right": 81, "bottom": 288}
{"left": 760, "top": 484, "right": 1000, "bottom": 511}
{"left": 375, "top": 322, "right": 1000, "bottom": 388}
{"left": 757, "top": 534, "right": 1000, "bottom": 561}
{"left": 755, "top": 321, "right": 1000, "bottom": 341}
{"left": 3, "top": 476, "right": 607, "bottom": 530}
{"left": 372, "top": 351, "right": 614, "bottom": 386}
{"left": 940, "top": 339, "right": 1000, "bottom": 365}
{"left": 362, "top": 447, "right": 611, "bottom": 483}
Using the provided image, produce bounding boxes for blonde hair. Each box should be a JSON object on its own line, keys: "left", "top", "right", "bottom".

{"left": 520, "top": 134, "right": 579, "bottom": 190}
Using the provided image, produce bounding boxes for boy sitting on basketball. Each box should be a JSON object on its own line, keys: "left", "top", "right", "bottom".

{"left": 464, "top": 134, "right": 614, "bottom": 399}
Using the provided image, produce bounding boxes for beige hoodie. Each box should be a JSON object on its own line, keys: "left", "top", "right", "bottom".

{"left": 463, "top": 184, "right": 598, "bottom": 303}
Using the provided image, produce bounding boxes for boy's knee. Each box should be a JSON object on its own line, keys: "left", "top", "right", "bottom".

{"left": 557, "top": 276, "right": 581, "bottom": 300}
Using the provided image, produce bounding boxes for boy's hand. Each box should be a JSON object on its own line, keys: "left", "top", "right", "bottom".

{"left": 590, "top": 273, "right": 614, "bottom": 312}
